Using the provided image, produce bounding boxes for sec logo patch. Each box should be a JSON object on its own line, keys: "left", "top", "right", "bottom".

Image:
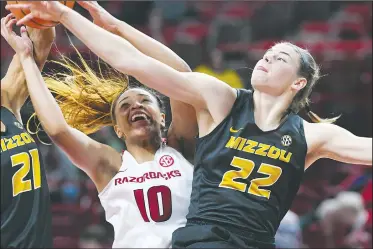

{"left": 159, "top": 155, "right": 174, "bottom": 167}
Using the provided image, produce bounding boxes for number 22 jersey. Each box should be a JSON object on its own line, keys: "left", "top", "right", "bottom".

{"left": 186, "top": 89, "right": 308, "bottom": 240}
{"left": 98, "top": 146, "right": 193, "bottom": 248}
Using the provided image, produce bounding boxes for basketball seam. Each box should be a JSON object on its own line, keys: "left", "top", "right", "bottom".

{"left": 16, "top": 0, "right": 59, "bottom": 28}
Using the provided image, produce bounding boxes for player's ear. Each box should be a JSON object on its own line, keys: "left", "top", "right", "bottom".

{"left": 114, "top": 124, "right": 125, "bottom": 140}
{"left": 160, "top": 113, "right": 166, "bottom": 127}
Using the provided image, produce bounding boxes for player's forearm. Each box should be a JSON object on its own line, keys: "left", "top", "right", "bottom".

{"left": 29, "top": 27, "right": 55, "bottom": 69}
{"left": 1, "top": 55, "right": 28, "bottom": 109}
{"left": 1, "top": 29, "right": 54, "bottom": 109}
{"left": 328, "top": 137, "right": 372, "bottom": 166}
{"left": 60, "top": 8, "right": 143, "bottom": 75}
{"left": 351, "top": 137, "right": 372, "bottom": 165}
{"left": 114, "top": 20, "right": 191, "bottom": 72}
{"left": 20, "top": 56, "right": 69, "bottom": 137}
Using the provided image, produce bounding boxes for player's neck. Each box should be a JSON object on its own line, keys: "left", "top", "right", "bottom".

{"left": 252, "top": 90, "right": 293, "bottom": 131}
{"left": 126, "top": 143, "right": 161, "bottom": 164}
{"left": 0, "top": 85, "right": 27, "bottom": 124}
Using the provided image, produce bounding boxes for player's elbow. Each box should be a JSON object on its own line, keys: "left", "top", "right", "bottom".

{"left": 45, "top": 123, "right": 71, "bottom": 141}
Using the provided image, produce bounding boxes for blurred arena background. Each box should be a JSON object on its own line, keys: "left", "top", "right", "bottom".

{"left": 1, "top": 1, "right": 372, "bottom": 248}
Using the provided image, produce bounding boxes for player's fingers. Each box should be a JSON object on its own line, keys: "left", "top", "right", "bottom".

{"left": 20, "top": 26, "right": 29, "bottom": 38}
{"left": 16, "top": 13, "right": 34, "bottom": 26}
{"left": 4, "top": 13, "right": 15, "bottom": 24}
{"left": 6, "top": 18, "right": 17, "bottom": 33}
{"left": 5, "top": 4, "right": 31, "bottom": 11}
{"left": 77, "top": 1, "right": 95, "bottom": 10}
{"left": 0, "top": 18, "right": 7, "bottom": 37}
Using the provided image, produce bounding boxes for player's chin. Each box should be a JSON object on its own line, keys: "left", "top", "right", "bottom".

{"left": 131, "top": 121, "right": 157, "bottom": 136}
{"left": 251, "top": 76, "right": 268, "bottom": 87}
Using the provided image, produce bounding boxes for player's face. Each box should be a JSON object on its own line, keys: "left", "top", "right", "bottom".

{"left": 251, "top": 43, "right": 306, "bottom": 96}
{"left": 113, "top": 89, "right": 165, "bottom": 142}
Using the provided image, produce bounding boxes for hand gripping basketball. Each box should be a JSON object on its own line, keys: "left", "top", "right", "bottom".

{"left": 6, "top": 1, "right": 75, "bottom": 29}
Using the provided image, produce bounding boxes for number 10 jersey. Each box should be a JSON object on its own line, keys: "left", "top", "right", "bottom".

{"left": 98, "top": 146, "right": 193, "bottom": 248}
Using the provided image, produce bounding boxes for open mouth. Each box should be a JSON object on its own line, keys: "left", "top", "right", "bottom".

{"left": 129, "top": 112, "right": 151, "bottom": 124}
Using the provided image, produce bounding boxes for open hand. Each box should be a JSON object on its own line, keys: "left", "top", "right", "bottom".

{"left": 6, "top": 1, "right": 67, "bottom": 25}
{"left": 78, "top": 1, "right": 118, "bottom": 34}
{"left": 1, "top": 13, "right": 33, "bottom": 59}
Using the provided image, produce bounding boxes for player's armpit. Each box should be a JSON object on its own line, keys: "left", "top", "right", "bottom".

{"left": 167, "top": 99, "right": 197, "bottom": 161}
{"left": 51, "top": 127, "right": 122, "bottom": 191}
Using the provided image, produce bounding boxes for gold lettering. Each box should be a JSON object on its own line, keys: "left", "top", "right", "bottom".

{"left": 1, "top": 139, "right": 7, "bottom": 152}
{"left": 243, "top": 140, "right": 258, "bottom": 153}
{"left": 255, "top": 143, "right": 270, "bottom": 156}
{"left": 5, "top": 138, "right": 17, "bottom": 150}
{"left": 13, "top": 135, "right": 25, "bottom": 147}
{"left": 21, "top": 133, "right": 32, "bottom": 144}
{"left": 279, "top": 150, "right": 292, "bottom": 163}
{"left": 238, "top": 138, "right": 247, "bottom": 150}
{"left": 267, "top": 146, "right": 281, "bottom": 159}
{"left": 225, "top": 136, "right": 242, "bottom": 149}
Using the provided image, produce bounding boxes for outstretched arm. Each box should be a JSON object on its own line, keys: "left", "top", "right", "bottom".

{"left": 0, "top": 16, "right": 121, "bottom": 191}
{"left": 1, "top": 13, "right": 55, "bottom": 118}
{"left": 21, "top": 55, "right": 120, "bottom": 189}
{"left": 8, "top": 2, "right": 237, "bottom": 134}
{"left": 305, "top": 122, "right": 372, "bottom": 168}
{"left": 78, "top": 1, "right": 190, "bottom": 72}
{"left": 78, "top": 1, "right": 197, "bottom": 156}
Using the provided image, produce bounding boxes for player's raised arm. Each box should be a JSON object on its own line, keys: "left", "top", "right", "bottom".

{"left": 305, "top": 122, "right": 372, "bottom": 167}
{"left": 78, "top": 1, "right": 191, "bottom": 72}
{"left": 78, "top": 1, "right": 197, "bottom": 157}
{"left": 6, "top": 1, "right": 237, "bottom": 127}
{"left": 1, "top": 13, "right": 55, "bottom": 119}
{"left": 0, "top": 17, "right": 120, "bottom": 190}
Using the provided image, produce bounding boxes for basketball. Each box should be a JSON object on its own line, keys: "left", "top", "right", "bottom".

{"left": 7, "top": 1, "right": 75, "bottom": 29}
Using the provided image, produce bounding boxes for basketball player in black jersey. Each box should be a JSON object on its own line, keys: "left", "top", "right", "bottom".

{"left": 7, "top": 2, "right": 372, "bottom": 248}
{"left": 1, "top": 13, "right": 54, "bottom": 248}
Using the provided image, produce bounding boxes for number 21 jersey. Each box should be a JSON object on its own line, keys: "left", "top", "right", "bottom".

{"left": 98, "top": 146, "right": 193, "bottom": 248}
{"left": 1, "top": 107, "right": 52, "bottom": 248}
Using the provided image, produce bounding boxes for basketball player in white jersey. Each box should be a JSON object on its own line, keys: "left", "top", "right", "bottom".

{"left": 1, "top": 5, "right": 197, "bottom": 247}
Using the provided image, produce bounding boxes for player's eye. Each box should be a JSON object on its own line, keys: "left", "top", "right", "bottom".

{"left": 121, "top": 103, "right": 129, "bottom": 110}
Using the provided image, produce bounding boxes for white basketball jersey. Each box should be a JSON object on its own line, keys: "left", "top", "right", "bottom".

{"left": 98, "top": 146, "right": 193, "bottom": 248}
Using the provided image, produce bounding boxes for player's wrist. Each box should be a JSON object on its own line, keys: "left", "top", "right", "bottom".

{"left": 19, "top": 54, "right": 35, "bottom": 65}
{"left": 58, "top": 5, "right": 71, "bottom": 23}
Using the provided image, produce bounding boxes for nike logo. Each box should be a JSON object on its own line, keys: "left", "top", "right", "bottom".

{"left": 230, "top": 127, "right": 243, "bottom": 133}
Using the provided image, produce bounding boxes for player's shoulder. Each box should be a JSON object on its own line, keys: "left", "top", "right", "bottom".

{"left": 303, "top": 121, "right": 340, "bottom": 154}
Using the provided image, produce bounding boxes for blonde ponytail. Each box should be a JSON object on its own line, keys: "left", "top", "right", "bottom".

{"left": 305, "top": 105, "right": 340, "bottom": 124}
{"left": 28, "top": 45, "right": 129, "bottom": 135}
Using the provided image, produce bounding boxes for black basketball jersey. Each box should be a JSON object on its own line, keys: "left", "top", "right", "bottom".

{"left": 1, "top": 107, "right": 52, "bottom": 248}
{"left": 186, "top": 89, "right": 307, "bottom": 239}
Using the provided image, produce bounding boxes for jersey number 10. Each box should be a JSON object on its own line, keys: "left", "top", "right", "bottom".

{"left": 134, "top": 185, "right": 172, "bottom": 222}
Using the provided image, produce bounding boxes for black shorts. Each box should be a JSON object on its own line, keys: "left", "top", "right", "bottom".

{"left": 172, "top": 223, "right": 275, "bottom": 248}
